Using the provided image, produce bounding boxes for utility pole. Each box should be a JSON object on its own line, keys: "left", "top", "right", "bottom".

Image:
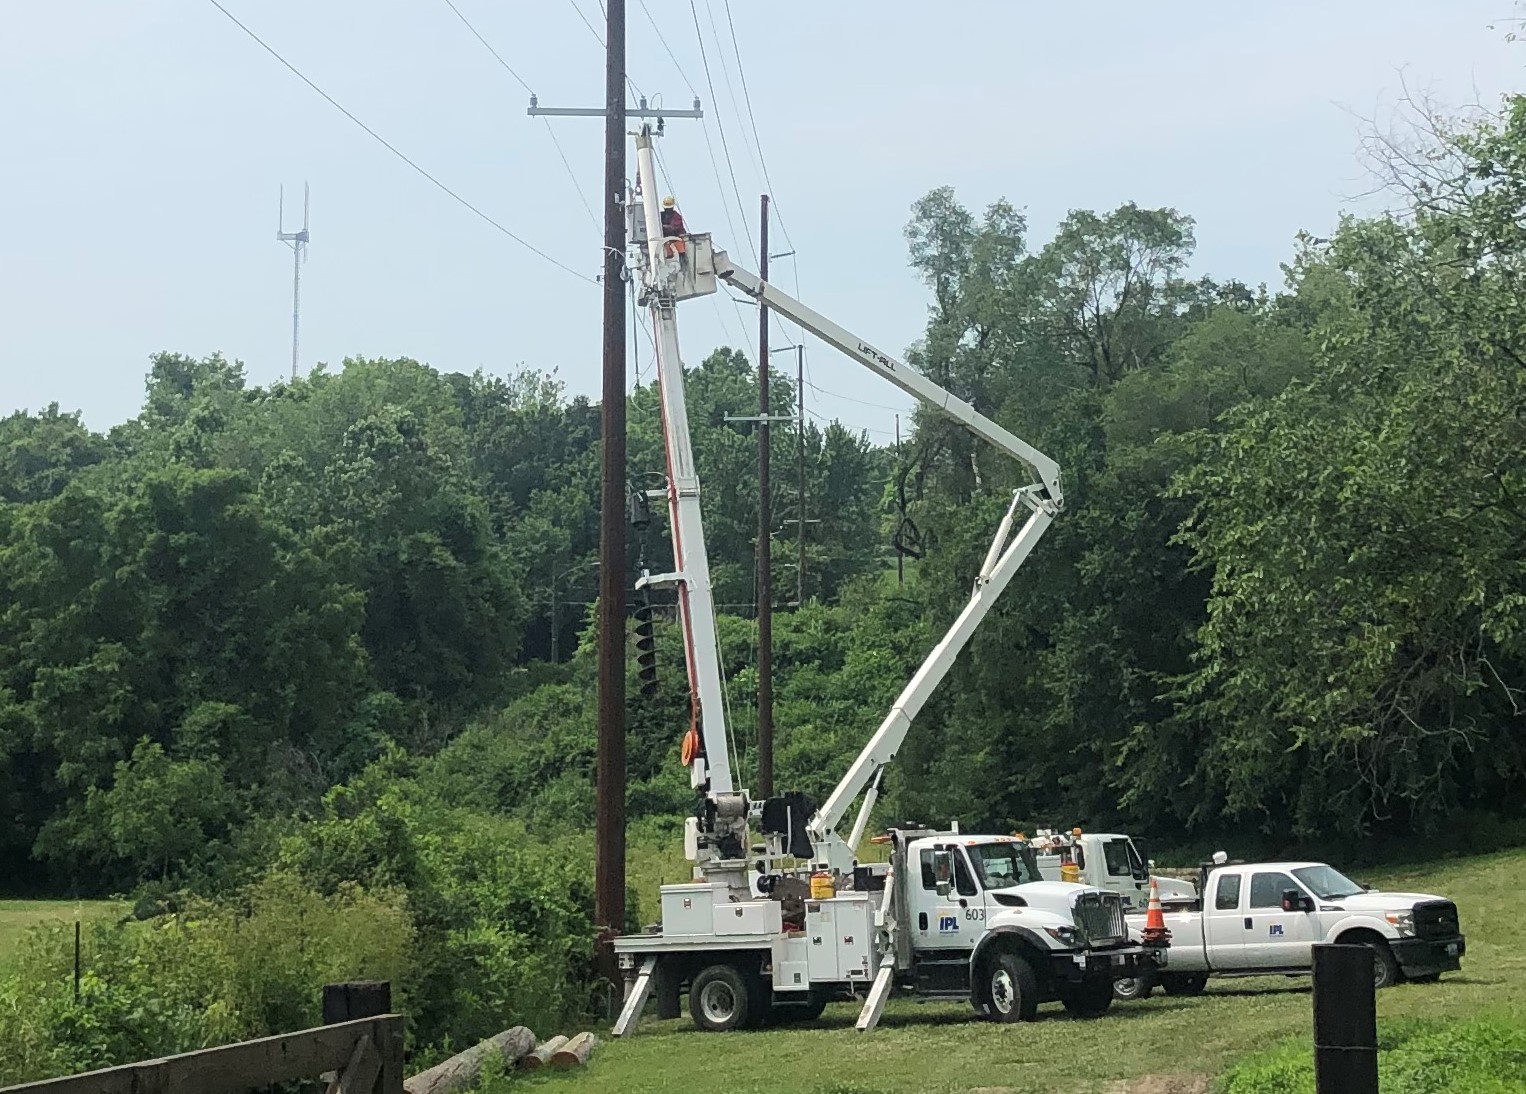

{"left": 595, "top": 0, "right": 627, "bottom": 977}
{"left": 756, "top": 195, "right": 773, "bottom": 799}
{"left": 797, "top": 346, "right": 807, "bottom": 606}
{"left": 895, "top": 413, "right": 903, "bottom": 585}
{"left": 527, "top": 53, "right": 703, "bottom": 982}
{"left": 276, "top": 182, "right": 310, "bottom": 381}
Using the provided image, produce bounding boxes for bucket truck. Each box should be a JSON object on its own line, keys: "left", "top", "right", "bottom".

{"left": 611, "top": 126, "right": 1166, "bottom": 1036}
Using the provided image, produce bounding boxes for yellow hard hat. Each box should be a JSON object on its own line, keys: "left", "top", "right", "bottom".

{"left": 662, "top": 195, "right": 675, "bottom": 208}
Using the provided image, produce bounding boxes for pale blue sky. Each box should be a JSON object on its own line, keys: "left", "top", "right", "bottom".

{"left": 1, "top": 2, "right": 1519, "bottom": 441}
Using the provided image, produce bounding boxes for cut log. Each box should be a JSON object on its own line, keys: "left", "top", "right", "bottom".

{"left": 516, "top": 1035, "right": 569, "bottom": 1070}
{"left": 403, "top": 1027, "right": 536, "bottom": 1094}
{"left": 550, "top": 1031, "right": 597, "bottom": 1068}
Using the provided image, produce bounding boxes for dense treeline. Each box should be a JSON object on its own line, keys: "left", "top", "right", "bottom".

{"left": 3, "top": 90, "right": 1526, "bottom": 1076}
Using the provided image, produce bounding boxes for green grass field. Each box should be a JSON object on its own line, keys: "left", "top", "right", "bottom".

{"left": 530, "top": 847, "right": 1518, "bottom": 1094}
{"left": 0, "top": 901, "right": 122, "bottom": 975}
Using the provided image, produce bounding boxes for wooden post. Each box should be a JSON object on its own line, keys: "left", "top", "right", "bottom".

{"left": 324, "top": 982, "right": 392, "bottom": 1026}
{"left": 1312, "top": 944, "right": 1378, "bottom": 1094}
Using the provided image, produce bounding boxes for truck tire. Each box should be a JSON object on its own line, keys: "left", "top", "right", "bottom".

{"left": 1160, "top": 972, "right": 1208, "bottom": 997}
{"left": 1112, "top": 972, "right": 1155, "bottom": 1001}
{"left": 1365, "top": 939, "right": 1401, "bottom": 990}
{"left": 689, "top": 963, "right": 754, "bottom": 1032}
{"left": 980, "top": 950, "right": 1040, "bottom": 1023}
{"left": 1060, "top": 978, "right": 1115, "bottom": 1018}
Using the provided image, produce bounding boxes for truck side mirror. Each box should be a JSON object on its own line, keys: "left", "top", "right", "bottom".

{"left": 933, "top": 849, "right": 953, "bottom": 896}
{"left": 1281, "top": 889, "right": 1314, "bottom": 913}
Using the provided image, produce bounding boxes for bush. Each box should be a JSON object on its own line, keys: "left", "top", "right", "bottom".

{"left": 1218, "top": 1015, "right": 1526, "bottom": 1094}
{"left": 0, "top": 872, "right": 413, "bottom": 1085}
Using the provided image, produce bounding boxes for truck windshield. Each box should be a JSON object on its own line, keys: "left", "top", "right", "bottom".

{"left": 969, "top": 842, "right": 1042, "bottom": 889}
{"left": 1292, "top": 865, "right": 1365, "bottom": 900}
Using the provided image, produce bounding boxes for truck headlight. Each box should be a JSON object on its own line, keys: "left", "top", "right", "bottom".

{"left": 1385, "top": 912, "right": 1415, "bottom": 937}
{"left": 1043, "top": 925, "right": 1079, "bottom": 947}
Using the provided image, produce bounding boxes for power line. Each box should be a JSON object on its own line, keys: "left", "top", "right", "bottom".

{"left": 433, "top": 0, "right": 599, "bottom": 233}
{"left": 440, "top": 0, "right": 533, "bottom": 93}
{"left": 204, "top": 0, "right": 594, "bottom": 284}
{"left": 702, "top": 2, "right": 765, "bottom": 199}
{"left": 719, "top": 0, "right": 794, "bottom": 252}
{"left": 637, "top": 0, "right": 700, "bottom": 98}
{"left": 689, "top": 0, "right": 755, "bottom": 262}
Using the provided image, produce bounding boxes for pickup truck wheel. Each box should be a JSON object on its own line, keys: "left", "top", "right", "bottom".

{"left": 981, "top": 951, "right": 1039, "bottom": 1023}
{"left": 1365, "top": 940, "right": 1401, "bottom": 989}
{"left": 1112, "top": 973, "right": 1155, "bottom": 1001}
{"left": 1160, "top": 972, "right": 1208, "bottom": 997}
{"left": 1061, "top": 978, "right": 1115, "bottom": 1018}
{"left": 689, "top": 963, "right": 753, "bottom": 1032}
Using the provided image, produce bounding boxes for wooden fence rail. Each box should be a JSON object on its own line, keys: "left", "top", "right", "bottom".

{"left": 0, "top": 1014, "right": 405, "bottom": 1094}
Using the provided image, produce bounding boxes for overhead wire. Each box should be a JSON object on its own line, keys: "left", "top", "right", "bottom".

{"left": 433, "top": 0, "right": 599, "bottom": 233}
{"left": 688, "top": 0, "right": 756, "bottom": 263}
{"left": 701, "top": 1, "right": 765, "bottom": 190}
{"left": 203, "top": 0, "right": 594, "bottom": 284}
{"left": 719, "top": 0, "right": 795, "bottom": 252}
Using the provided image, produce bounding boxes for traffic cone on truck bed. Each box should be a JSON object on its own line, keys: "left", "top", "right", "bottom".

{"left": 1141, "top": 876, "right": 1171, "bottom": 946}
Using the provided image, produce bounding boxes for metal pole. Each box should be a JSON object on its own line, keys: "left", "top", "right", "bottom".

{"left": 756, "top": 195, "right": 773, "bottom": 798}
{"left": 1312, "top": 943, "right": 1378, "bottom": 1094}
{"left": 291, "top": 239, "right": 301, "bottom": 381}
{"left": 797, "top": 346, "right": 806, "bottom": 606}
{"left": 595, "top": 0, "right": 627, "bottom": 971}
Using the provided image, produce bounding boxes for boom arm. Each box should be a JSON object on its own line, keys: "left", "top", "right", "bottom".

{"left": 714, "top": 256, "right": 1063, "bottom": 508}
{"left": 713, "top": 251, "right": 1063, "bottom": 873}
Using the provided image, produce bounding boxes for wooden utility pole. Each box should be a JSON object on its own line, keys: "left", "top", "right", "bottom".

{"left": 796, "top": 346, "right": 806, "bottom": 606}
{"left": 756, "top": 195, "right": 773, "bottom": 798}
{"left": 595, "top": 0, "right": 627, "bottom": 964}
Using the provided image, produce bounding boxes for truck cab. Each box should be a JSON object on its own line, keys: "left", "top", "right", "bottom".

{"left": 1030, "top": 829, "right": 1196, "bottom": 909}
{"left": 891, "top": 830, "right": 1162, "bottom": 1020}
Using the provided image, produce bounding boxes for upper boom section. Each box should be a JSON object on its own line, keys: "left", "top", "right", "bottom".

{"left": 713, "top": 253, "right": 1064, "bottom": 510}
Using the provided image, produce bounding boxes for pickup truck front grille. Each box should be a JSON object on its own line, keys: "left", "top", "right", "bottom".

{"left": 1074, "top": 891, "right": 1128, "bottom": 947}
{"left": 1413, "top": 899, "right": 1460, "bottom": 939}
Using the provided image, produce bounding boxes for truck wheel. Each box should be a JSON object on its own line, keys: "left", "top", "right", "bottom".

{"left": 689, "top": 963, "right": 753, "bottom": 1032}
{"left": 1160, "top": 973, "right": 1208, "bottom": 997}
{"left": 981, "top": 951, "right": 1039, "bottom": 1023}
{"left": 1060, "top": 978, "right": 1115, "bottom": 1019}
{"left": 1112, "top": 973, "right": 1154, "bottom": 1001}
{"left": 1365, "top": 940, "right": 1401, "bottom": 989}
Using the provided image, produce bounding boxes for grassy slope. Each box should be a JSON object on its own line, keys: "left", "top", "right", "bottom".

{"left": 0, "top": 901, "right": 122, "bottom": 975}
{"left": 542, "top": 846, "right": 1517, "bottom": 1094}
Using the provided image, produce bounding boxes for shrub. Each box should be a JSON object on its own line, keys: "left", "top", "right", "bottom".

{"left": 0, "top": 872, "right": 413, "bottom": 1085}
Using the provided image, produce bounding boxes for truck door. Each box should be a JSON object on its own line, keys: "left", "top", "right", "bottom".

{"left": 1203, "top": 869, "right": 1252, "bottom": 969}
{"left": 1101, "top": 837, "right": 1150, "bottom": 910}
{"left": 1241, "top": 870, "right": 1320, "bottom": 969}
{"left": 911, "top": 846, "right": 981, "bottom": 953}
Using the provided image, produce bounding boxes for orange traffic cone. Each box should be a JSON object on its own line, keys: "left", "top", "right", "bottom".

{"left": 1141, "top": 876, "right": 1172, "bottom": 946}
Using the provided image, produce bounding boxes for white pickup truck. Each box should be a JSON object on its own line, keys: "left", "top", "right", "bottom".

{"left": 1113, "top": 856, "right": 1465, "bottom": 1000}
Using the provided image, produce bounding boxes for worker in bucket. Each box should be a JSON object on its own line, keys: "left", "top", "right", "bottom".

{"left": 660, "top": 195, "right": 688, "bottom": 270}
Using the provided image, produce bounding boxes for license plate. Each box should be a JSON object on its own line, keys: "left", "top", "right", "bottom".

{"left": 1446, "top": 943, "right": 1459, "bottom": 957}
